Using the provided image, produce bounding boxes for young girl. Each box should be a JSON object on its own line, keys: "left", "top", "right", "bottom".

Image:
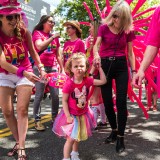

{"left": 53, "top": 52, "right": 106, "bottom": 160}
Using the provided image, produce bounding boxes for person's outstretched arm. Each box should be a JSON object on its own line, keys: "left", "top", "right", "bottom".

{"left": 133, "top": 45, "right": 158, "bottom": 88}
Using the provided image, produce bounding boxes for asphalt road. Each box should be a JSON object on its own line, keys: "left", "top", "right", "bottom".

{"left": 0, "top": 92, "right": 160, "bottom": 160}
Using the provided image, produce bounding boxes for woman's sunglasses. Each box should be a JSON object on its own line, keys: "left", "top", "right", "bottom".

{"left": 5, "top": 14, "right": 20, "bottom": 21}
{"left": 112, "top": 14, "right": 119, "bottom": 19}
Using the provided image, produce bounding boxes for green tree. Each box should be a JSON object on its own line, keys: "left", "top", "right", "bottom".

{"left": 52, "top": 0, "right": 159, "bottom": 40}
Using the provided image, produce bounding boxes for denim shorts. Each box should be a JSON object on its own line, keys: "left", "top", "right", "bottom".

{"left": 0, "top": 73, "right": 34, "bottom": 89}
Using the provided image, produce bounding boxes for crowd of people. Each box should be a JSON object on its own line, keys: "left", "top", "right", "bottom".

{"left": 0, "top": 0, "right": 159, "bottom": 160}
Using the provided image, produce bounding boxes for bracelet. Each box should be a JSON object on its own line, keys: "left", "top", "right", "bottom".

{"left": 131, "top": 70, "right": 137, "bottom": 73}
{"left": 38, "top": 63, "right": 44, "bottom": 68}
{"left": 40, "top": 67, "right": 45, "bottom": 71}
{"left": 16, "top": 67, "right": 26, "bottom": 77}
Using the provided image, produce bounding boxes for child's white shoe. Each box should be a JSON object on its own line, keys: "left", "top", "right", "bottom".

{"left": 70, "top": 151, "right": 80, "bottom": 160}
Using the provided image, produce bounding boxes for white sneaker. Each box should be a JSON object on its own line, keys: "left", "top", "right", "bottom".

{"left": 70, "top": 151, "right": 80, "bottom": 160}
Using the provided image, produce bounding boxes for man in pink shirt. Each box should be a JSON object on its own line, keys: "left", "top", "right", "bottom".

{"left": 133, "top": 6, "right": 160, "bottom": 88}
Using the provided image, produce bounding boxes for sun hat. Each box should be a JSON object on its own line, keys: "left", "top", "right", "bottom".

{"left": 63, "top": 21, "right": 82, "bottom": 33}
{"left": 0, "top": 0, "right": 21, "bottom": 15}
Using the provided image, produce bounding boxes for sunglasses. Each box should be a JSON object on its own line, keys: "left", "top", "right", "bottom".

{"left": 112, "top": 14, "right": 119, "bottom": 19}
{"left": 47, "top": 20, "right": 55, "bottom": 25}
{"left": 5, "top": 14, "right": 20, "bottom": 21}
{"left": 66, "top": 26, "right": 73, "bottom": 30}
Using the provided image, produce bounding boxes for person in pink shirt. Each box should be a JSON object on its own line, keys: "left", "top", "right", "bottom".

{"left": 53, "top": 52, "right": 106, "bottom": 160}
{"left": 93, "top": 0, "right": 136, "bottom": 153}
{"left": 63, "top": 21, "right": 85, "bottom": 66}
{"left": 32, "top": 15, "right": 63, "bottom": 131}
{"left": 133, "top": 6, "right": 160, "bottom": 92}
{"left": 0, "top": 0, "right": 46, "bottom": 159}
{"left": 86, "top": 19, "right": 107, "bottom": 128}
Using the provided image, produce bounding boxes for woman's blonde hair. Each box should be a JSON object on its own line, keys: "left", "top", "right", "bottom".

{"left": 65, "top": 52, "right": 90, "bottom": 77}
{"left": 103, "top": 0, "right": 133, "bottom": 33}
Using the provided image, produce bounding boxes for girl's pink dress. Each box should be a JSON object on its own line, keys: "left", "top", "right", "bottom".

{"left": 53, "top": 77, "right": 96, "bottom": 142}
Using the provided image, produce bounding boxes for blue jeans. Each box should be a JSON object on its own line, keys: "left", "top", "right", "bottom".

{"left": 33, "top": 66, "right": 59, "bottom": 121}
{"left": 101, "top": 57, "right": 128, "bottom": 136}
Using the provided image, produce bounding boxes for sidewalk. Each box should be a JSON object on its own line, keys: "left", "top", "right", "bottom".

{"left": 0, "top": 93, "right": 160, "bottom": 160}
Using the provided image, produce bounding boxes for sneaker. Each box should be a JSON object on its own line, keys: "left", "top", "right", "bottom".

{"left": 35, "top": 121, "right": 45, "bottom": 131}
{"left": 97, "top": 121, "right": 107, "bottom": 127}
{"left": 70, "top": 151, "right": 80, "bottom": 160}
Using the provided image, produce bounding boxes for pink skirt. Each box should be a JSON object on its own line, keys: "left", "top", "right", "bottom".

{"left": 52, "top": 108, "right": 96, "bottom": 142}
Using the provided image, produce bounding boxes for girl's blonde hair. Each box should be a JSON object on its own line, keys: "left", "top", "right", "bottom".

{"left": 103, "top": 0, "right": 133, "bottom": 33}
{"left": 65, "top": 52, "right": 90, "bottom": 77}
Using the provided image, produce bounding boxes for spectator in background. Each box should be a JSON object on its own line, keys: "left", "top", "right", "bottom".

{"left": 32, "top": 15, "right": 63, "bottom": 131}
{"left": 62, "top": 21, "right": 85, "bottom": 66}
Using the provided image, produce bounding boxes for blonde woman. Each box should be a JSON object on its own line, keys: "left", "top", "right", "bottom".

{"left": 93, "top": 0, "right": 136, "bottom": 153}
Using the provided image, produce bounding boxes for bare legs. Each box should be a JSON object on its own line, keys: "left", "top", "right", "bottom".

{"left": 0, "top": 85, "right": 32, "bottom": 157}
{"left": 63, "top": 137, "right": 79, "bottom": 159}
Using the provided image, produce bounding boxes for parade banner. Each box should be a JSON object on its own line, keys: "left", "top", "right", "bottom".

{"left": 19, "top": 0, "right": 50, "bottom": 32}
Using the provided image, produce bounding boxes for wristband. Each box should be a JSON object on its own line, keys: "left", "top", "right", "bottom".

{"left": 40, "top": 67, "right": 45, "bottom": 71}
{"left": 131, "top": 70, "right": 137, "bottom": 73}
{"left": 16, "top": 67, "right": 26, "bottom": 77}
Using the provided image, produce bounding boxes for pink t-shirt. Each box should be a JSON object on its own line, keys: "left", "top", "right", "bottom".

{"left": 0, "top": 29, "right": 32, "bottom": 73}
{"left": 98, "top": 24, "right": 135, "bottom": 57}
{"left": 62, "top": 77, "right": 94, "bottom": 116}
{"left": 63, "top": 38, "right": 85, "bottom": 65}
{"left": 32, "top": 30, "right": 60, "bottom": 67}
{"left": 145, "top": 6, "right": 160, "bottom": 48}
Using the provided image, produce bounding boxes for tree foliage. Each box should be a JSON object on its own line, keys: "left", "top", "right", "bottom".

{"left": 52, "top": 0, "right": 159, "bottom": 40}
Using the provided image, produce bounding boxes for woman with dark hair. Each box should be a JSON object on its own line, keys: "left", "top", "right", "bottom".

{"left": 0, "top": 0, "right": 46, "bottom": 159}
{"left": 32, "top": 15, "right": 63, "bottom": 131}
{"left": 62, "top": 21, "right": 85, "bottom": 65}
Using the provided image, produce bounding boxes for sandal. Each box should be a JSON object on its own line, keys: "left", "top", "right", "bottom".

{"left": 7, "top": 142, "right": 19, "bottom": 157}
{"left": 18, "top": 148, "right": 27, "bottom": 160}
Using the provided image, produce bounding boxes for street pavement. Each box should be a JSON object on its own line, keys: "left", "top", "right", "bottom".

{"left": 0, "top": 90, "right": 160, "bottom": 160}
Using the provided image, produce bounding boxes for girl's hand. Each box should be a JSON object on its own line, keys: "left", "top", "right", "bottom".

{"left": 23, "top": 71, "right": 40, "bottom": 83}
{"left": 67, "top": 116, "right": 73, "bottom": 124}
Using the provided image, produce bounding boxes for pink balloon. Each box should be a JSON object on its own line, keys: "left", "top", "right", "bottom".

{"left": 93, "top": 0, "right": 102, "bottom": 18}
{"left": 79, "top": 21, "right": 91, "bottom": 26}
{"left": 126, "top": 0, "right": 133, "bottom": 5}
{"left": 133, "top": 7, "right": 156, "bottom": 19}
{"left": 132, "top": 0, "right": 147, "bottom": 16}
{"left": 105, "top": 0, "right": 111, "bottom": 13}
{"left": 83, "top": 2, "right": 94, "bottom": 21}
{"left": 101, "top": 7, "right": 108, "bottom": 19}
